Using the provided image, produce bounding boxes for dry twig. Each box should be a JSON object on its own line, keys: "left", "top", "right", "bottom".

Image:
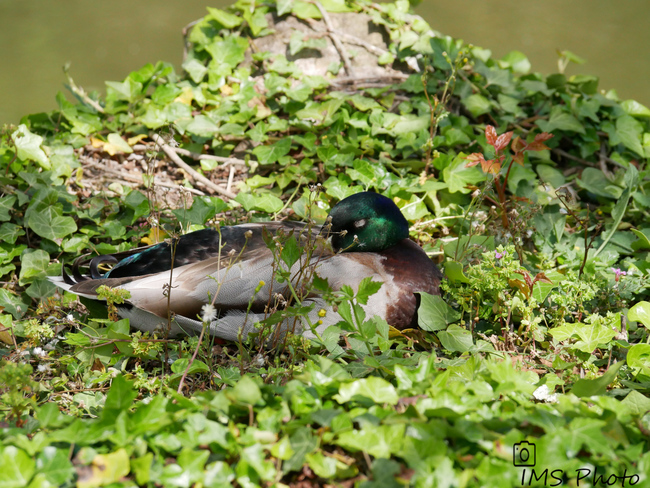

{"left": 80, "top": 156, "right": 207, "bottom": 196}
{"left": 151, "top": 134, "right": 237, "bottom": 199}
{"left": 308, "top": 0, "right": 355, "bottom": 77}
{"left": 133, "top": 144, "right": 247, "bottom": 166}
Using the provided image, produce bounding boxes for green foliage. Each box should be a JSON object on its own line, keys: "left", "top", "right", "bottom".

{"left": 1, "top": 360, "right": 649, "bottom": 487}
{"left": 0, "top": 360, "right": 36, "bottom": 422}
{"left": 0, "top": 0, "right": 649, "bottom": 484}
{"left": 95, "top": 285, "right": 132, "bottom": 321}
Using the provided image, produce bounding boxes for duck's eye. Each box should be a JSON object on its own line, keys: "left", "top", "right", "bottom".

{"left": 353, "top": 219, "right": 367, "bottom": 229}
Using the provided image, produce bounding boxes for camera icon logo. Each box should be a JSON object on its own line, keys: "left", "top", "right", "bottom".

{"left": 513, "top": 441, "right": 536, "bottom": 467}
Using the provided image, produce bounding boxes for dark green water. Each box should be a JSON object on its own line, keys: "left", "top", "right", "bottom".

{"left": 1, "top": 0, "right": 648, "bottom": 124}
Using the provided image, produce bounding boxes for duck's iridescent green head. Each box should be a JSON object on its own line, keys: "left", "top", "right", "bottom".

{"left": 328, "top": 192, "right": 409, "bottom": 253}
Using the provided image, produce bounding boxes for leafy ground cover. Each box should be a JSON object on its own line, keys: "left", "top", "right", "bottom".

{"left": 1, "top": 0, "right": 650, "bottom": 486}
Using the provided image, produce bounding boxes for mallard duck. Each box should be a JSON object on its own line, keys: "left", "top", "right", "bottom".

{"left": 51, "top": 192, "right": 441, "bottom": 341}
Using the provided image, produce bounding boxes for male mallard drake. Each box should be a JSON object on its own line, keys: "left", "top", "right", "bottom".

{"left": 51, "top": 192, "right": 441, "bottom": 341}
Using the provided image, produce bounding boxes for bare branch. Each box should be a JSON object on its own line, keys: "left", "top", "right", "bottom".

{"left": 151, "top": 134, "right": 237, "bottom": 199}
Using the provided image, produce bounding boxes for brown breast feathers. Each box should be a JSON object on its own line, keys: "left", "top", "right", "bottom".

{"left": 378, "top": 238, "right": 442, "bottom": 329}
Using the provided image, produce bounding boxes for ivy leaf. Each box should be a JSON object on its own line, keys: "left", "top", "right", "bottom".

{"left": 277, "top": 0, "right": 294, "bottom": 16}
{"left": 576, "top": 167, "right": 621, "bottom": 199}
{"left": 614, "top": 115, "right": 644, "bottom": 155}
{"left": 628, "top": 301, "right": 650, "bottom": 328}
{"left": 104, "top": 375, "right": 138, "bottom": 413}
{"left": 499, "top": 50, "right": 531, "bottom": 73}
{"left": 0, "top": 288, "right": 31, "bottom": 318}
{"left": 206, "top": 7, "right": 242, "bottom": 28}
{"left": 621, "top": 100, "right": 650, "bottom": 118}
{"left": 0, "top": 223, "right": 24, "bottom": 244}
{"left": 182, "top": 58, "right": 208, "bottom": 83}
{"left": 573, "top": 322, "right": 617, "bottom": 353}
{"left": 437, "top": 324, "right": 473, "bottom": 352}
{"left": 572, "top": 361, "right": 624, "bottom": 397}
{"left": 335, "top": 424, "right": 405, "bottom": 458}
{"left": 19, "top": 249, "right": 50, "bottom": 286}
{"left": 443, "top": 155, "right": 485, "bottom": 194}
{"left": 12, "top": 124, "right": 50, "bottom": 169}
{"left": 0, "top": 446, "right": 35, "bottom": 488}
{"left": 91, "top": 133, "right": 133, "bottom": 155}
{"left": 171, "top": 358, "right": 210, "bottom": 376}
{"left": 205, "top": 37, "right": 249, "bottom": 72}
{"left": 463, "top": 94, "right": 491, "bottom": 117}
{"left": 124, "top": 190, "right": 150, "bottom": 223}
{"left": 36, "top": 447, "right": 75, "bottom": 486}
{"left": 391, "top": 115, "right": 429, "bottom": 135}
{"left": 0, "top": 196, "right": 16, "bottom": 222}
{"left": 347, "top": 159, "right": 386, "bottom": 187}
{"left": 356, "top": 277, "right": 383, "bottom": 305}
{"left": 235, "top": 192, "right": 284, "bottom": 213}
{"left": 630, "top": 229, "right": 650, "bottom": 251}
{"left": 627, "top": 344, "right": 650, "bottom": 375}
{"left": 228, "top": 375, "right": 262, "bottom": 405}
{"left": 284, "top": 427, "right": 318, "bottom": 472}
{"left": 418, "top": 292, "right": 461, "bottom": 331}
{"left": 334, "top": 377, "right": 399, "bottom": 405}
{"left": 252, "top": 138, "right": 292, "bottom": 165}
{"left": 285, "top": 84, "right": 313, "bottom": 102}
{"left": 347, "top": 94, "right": 381, "bottom": 112}
{"left": 106, "top": 77, "right": 143, "bottom": 103}
{"left": 289, "top": 31, "right": 327, "bottom": 56}
{"left": 292, "top": 0, "right": 322, "bottom": 19}
{"left": 536, "top": 106, "right": 585, "bottom": 134}
{"left": 27, "top": 205, "right": 77, "bottom": 241}
{"left": 243, "top": 7, "right": 270, "bottom": 37}
{"left": 444, "top": 261, "right": 470, "bottom": 283}
{"left": 173, "top": 196, "right": 227, "bottom": 225}
{"left": 295, "top": 99, "right": 344, "bottom": 126}
{"left": 186, "top": 115, "right": 219, "bottom": 137}
{"left": 280, "top": 234, "right": 301, "bottom": 269}
{"left": 84, "top": 449, "right": 131, "bottom": 487}
{"left": 319, "top": 0, "right": 354, "bottom": 12}
{"left": 549, "top": 322, "right": 582, "bottom": 342}
{"left": 621, "top": 390, "right": 650, "bottom": 415}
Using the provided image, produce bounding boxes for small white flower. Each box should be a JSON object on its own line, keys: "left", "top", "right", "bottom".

{"left": 201, "top": 304, "right": 217, "bottom": 323}
{"left": 533, "top": 384, "right": 558, "bottom": 403}
{"left": 37, "top": 364, "right": 51, "bottom": 373}
{"left": 33, "top": 347, "right": 46, "bottom": 357}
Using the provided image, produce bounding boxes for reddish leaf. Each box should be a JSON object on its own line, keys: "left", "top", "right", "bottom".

{"left": 526, "top": 132, "right": 553, "bottom": 152}
{"left": 465, "top": 153, "right": 486, "bottom": 168}
{"left": 515, "top": 270, "right": 533, "bottom": 290}
{"left": 511, "top": 136, "right": 526, "bottom": 153}
{"left": 535, "top": 132, "right": 554, "bottom": 143}
{"left": 508, "top": 279, "right": 531, "bottom": 300}
{"left": 532, "top": 272, "right": 553, "bottom": 286}
{"left": 513, "top": 152, "right": 525, "bottom": 165}
{"left": 485, "top": 125, "right": 498, "bottom": 147}
{"left": 481, "top": 156, "right": 502, "bottom": 175}
{"left": 494, "top": 131, "right": 514, "bottom": 152}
